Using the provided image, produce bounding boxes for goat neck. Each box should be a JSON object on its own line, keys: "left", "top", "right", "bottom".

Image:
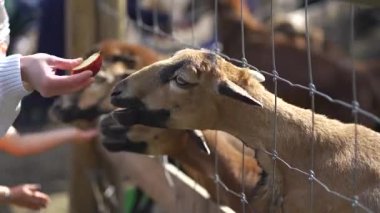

{"left": 172, "top": 130, "right": 264, "bottom": 212}
{"left": 216, "top": 73, "right": 380, "bottom": 211}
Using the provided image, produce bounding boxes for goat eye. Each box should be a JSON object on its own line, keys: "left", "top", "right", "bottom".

{"left": 175, "top": 76, "right": 190, "bottom": 87}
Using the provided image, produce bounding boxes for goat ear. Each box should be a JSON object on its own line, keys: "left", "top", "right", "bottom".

{"left": 217, "top": 79, "right": 263, "bottom": 107}
{"left": 187, "top": 130, "right": 211, "bottom": 155}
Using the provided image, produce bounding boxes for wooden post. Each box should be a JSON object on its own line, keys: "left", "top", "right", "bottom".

{"left": 66, "top": 0, "right": 126, "bottom": 57}
{"left": 65, "top": 0, "right": 126, "bottom": 212}
{"left": 97, "top": 0, "right": 126, "bottom": 40}
{"left": 65, "top": 0, "right": 97, "bottom": 58}
{"left": 69, "top": 140, "right": 123, "bottom": 213}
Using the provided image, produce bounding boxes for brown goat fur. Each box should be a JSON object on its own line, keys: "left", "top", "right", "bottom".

{"left": 52, "top": 41, "right": 270, "bottom": 212}
{"left": 110, "top": 49, "right": 380, "bottom": 212}
{"left": 102, "top": 123, "right": 270, "bottom": 212}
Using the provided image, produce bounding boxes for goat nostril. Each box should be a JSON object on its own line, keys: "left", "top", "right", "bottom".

{"left": 111, "top": 90, "right": 122, "bottom": 97}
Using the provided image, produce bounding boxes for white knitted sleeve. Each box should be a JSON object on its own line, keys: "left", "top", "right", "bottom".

{"left": 0, "top": 54, "right": 31, "bottom": 136}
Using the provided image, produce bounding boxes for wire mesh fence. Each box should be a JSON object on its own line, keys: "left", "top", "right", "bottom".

{"left": 97, "top": 0, "right": 379, "bottom": 212}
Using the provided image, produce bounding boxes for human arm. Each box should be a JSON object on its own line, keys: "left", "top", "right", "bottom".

{"left": 0, "top": 184, "right": 49, "bottom": 210}
{"left": 0, "top": 54, "right": 95, "bottom": 137}
{"left": 0, "top": 127, "right": 98, "bottom": 156}
{"left": 0, "top": 55, "right": 30, "bottom": 136}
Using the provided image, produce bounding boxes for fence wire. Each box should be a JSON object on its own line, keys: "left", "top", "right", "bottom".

{"left": 349, "top": 4, "right": 360, "bottom": 213}
{"left": 239, "top": 1, "right": 248, "bottom": 212}
{"left": 303, "top": 0, "right": 316, "bottom": 211}
{"left": 269, "top": 0, "right": 279, "bottom": 211}
{"left": 212, "top": 1, "right": 222, "bottom": 212}
{"left": 97, "top": 0, "right": 379, "bottom": 212}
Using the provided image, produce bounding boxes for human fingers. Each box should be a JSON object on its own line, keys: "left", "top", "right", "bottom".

{"left": 40, "top": 71, "right": 94, "bottom": 97}
{"left": 26, "top": 188, "right": 49, "bottom": 209}
{"left": 33, "top": 191, "right": 50, "bottom": 207}
{"left": 10, "top": 185, "right": 47, "bottom": 210}
{"left": 24, "top": 184, "right": 41, "bottom": 192}
{"left": 46, "top": 55, "right": 83, "bottom": 70}
{"left": 54, "top": 76, "right": 95, "bottom": 95}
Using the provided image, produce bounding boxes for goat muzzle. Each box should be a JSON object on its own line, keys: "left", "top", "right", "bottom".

{"left": 102, "top": 137, "right": 148, "bottom": 153}
{"left": 99, "top": 114, "right": 149, "bottom": 153}
{"left": 111, "top": 108, "right": 170, "bottom": 128}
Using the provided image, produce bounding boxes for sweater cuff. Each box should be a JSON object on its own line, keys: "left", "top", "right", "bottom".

{"left": 0, "top": 54, "right": 31, "bottom": 99}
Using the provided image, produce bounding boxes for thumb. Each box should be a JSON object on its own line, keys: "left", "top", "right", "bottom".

{"left": 46, "top": 55, "right": 83, "bottom": 70}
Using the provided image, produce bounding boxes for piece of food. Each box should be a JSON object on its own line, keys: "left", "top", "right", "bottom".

{"left": 71, "top": 52, "right": 102, "bottom": 76}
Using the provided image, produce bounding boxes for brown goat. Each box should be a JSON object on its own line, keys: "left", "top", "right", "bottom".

{"left": 52, "top": 41, "right": 270, "bottom": 212}
{"left": 109, "top": 49, "right": 380, "bottom": 212}
{"left": 100, "top": 115, "right": 278, "bottom": 212}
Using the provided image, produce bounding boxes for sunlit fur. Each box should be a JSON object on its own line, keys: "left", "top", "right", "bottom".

{"left": 51, "top": 42, "right": 269, "bottom": 212}
{"left": 111, "top": 48, "right": 380, "bottom": 212}
{"left": 103, "top": 121, "right": 277, "bottom": 212}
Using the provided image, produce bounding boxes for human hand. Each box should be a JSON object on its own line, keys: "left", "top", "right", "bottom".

{"left": 20, "top": 53, "right": 95, "bottom": 97}
{"left": 9, "top": 184, "right": 50, "bottom": 210}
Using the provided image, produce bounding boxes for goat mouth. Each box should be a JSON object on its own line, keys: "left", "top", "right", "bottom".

{"left": 111, "top": 108, "right": 170, "bottom": 128}
{"left": 111, "top": 97, "right": 145, "bottom": 109}
{"left": 99, "top": 113, "right": 129, "bottom": 137}
{"left": 112, "top": 108, "right": 141, "bottom": 126}
{"left": 99, "top": 113, "right": 149, "bottom": 153}
{"left": 102, "top": 137, "right": 148, "bottom": 153}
